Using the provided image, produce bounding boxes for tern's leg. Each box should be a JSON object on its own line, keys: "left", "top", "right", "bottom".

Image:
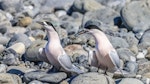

{"left": 58, "top": 54, "right": 84, "bottom": 74}
{"left": 38, "top": 48, "right": 49, "bottom": 63}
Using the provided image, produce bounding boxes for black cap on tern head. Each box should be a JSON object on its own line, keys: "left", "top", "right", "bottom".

{"left": 37, "top": 20, "right": 57, "bottom": 31}
{"left": 84, "top": 19, "right": 102, "bottom": 31}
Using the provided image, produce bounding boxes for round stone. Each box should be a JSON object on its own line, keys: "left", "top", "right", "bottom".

{"left": 18, "top": 17, "right": 32, "bottom": 27}
{"left": 118, "top": 78, "right": 144, "bottom": 84}
{"left": 71, "top": 72, "right": 115, "bottom": 84}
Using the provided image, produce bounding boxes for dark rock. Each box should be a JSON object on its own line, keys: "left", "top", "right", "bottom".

{"left": 0, "top": 25, "right": 7, "bottom": 34}
{"left": 7, "top": 66, "right": 36, "bottom": 76}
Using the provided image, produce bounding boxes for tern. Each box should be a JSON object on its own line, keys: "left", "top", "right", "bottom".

{"left": 37, "top": 21, "right": 84, "bottom": 74}
{"left": 76, "top": 20, "right": 123, "bottom": 73}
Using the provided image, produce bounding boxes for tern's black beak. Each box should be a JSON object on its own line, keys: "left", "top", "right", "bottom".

{"left": 75, "top": 29, "right": 89, "bottom": 37}
{"left": 37, "top": 21, "right": 57, "bottom": 31}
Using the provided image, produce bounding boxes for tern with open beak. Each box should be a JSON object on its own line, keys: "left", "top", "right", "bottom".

{"left": 37, "top": 21, "right": 84, "bottom": 74}
{"left": 76, "top": 20, "right": 122, "bottom": 73}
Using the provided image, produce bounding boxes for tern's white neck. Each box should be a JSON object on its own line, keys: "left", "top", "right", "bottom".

{"left": 89, "top": 29, "right": 104, "bottom": 41}
{"left": 89, "top": 29, "right": 111, "bottom": 46}
{"left": 46, "top": 30, "right": 61, "bottom": 44}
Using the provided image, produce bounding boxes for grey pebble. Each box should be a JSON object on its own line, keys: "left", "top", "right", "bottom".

{"left": 108, "top": 36, "right": 129, "bottom": 49}
{"left": 0, "top": 64, "right": 7, "bottom": 73}
{"left": 83, "top": 7, "right": 120, "bottom": 26}
{"left": 60, "top": 22, "right": 79, "bottom": 35}
{"left": 25, "top": 40, "right": 47, "bottom": 62}
{"left": 55, "top": 10, "right": 67, "bottom": 18}
{"left": 0, "top": 0, "right": 22, "bottom": 13}
{"left": 0, "top": 36, "right": 10, "bottom": 45}
{"left": 118, "top": 78, "right": 144, "bottom": 84}
{"left": 138, "top": 30, "right": 150, "bottom": 50}
{"left": 71, "top": 72, "right": 115, "bottom": 84}
{"left": 0, "top": 73, "right": 22, "bottom": 84}
{"left": 0, "top": 44, "right": 5, "bottom": 53}
{"left": 72, "top": 0, "right": 104, "bottom": 13}
{"left": 38, "top": 72, "right": 67, "bottom": 83}
{"left": 2, "top": 53, "right": 20, "bottom": 65}
{"left": 121, "top": 0, "right": 150, "bottom": 36}
{"left": 117, "top": 48, "right": 136, "bottom": 62}
{"left": 29, "top": 80, "right": 43, "bottom": 84}
{"left": 7, "top": 33, "right": 32, "bottom": 48}
{"left": 124, "top": 61, "right": 138, "bottom": 73}
{"left": 23, "top": 71, "right": 67, "bottom": 84}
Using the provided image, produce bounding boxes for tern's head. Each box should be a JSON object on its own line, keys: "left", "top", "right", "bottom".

{"left": 76, "top": 20, "right": 102, "bottom": 36}
{"left": 37, "top": 21, "right": 57, "bottom": 32}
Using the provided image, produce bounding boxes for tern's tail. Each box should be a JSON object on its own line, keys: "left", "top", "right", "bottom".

{"left": 58, "top": 54, "right": 84, "bottom": 74}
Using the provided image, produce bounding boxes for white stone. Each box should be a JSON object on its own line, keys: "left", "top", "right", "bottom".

{"left": 130, "top": 56, "right": 136, "bottom": 62}
{"left": 136, "top": 52, "right": 145, "bottom": 59}
{"left": 55, "top": 10, "right": 67, "bottom": 18}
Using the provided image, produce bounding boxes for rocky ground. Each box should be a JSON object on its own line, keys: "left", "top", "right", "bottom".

{"left": 0, "top": 0, "right": 150, "bottom": 84}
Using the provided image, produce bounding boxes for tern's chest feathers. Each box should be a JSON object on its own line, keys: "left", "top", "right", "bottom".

{"left": 95, "top": 35, "right": 114, "bottom": 57}
{"left": 46, "top": 41, "right": 63, "bottom": 56}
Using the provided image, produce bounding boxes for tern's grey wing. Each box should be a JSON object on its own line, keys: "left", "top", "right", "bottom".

{"left": 58, "top": 54, "right": 84, "bottom": 74}
{"left": 109, "top": 50, "right": 120, "bottom": 69}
